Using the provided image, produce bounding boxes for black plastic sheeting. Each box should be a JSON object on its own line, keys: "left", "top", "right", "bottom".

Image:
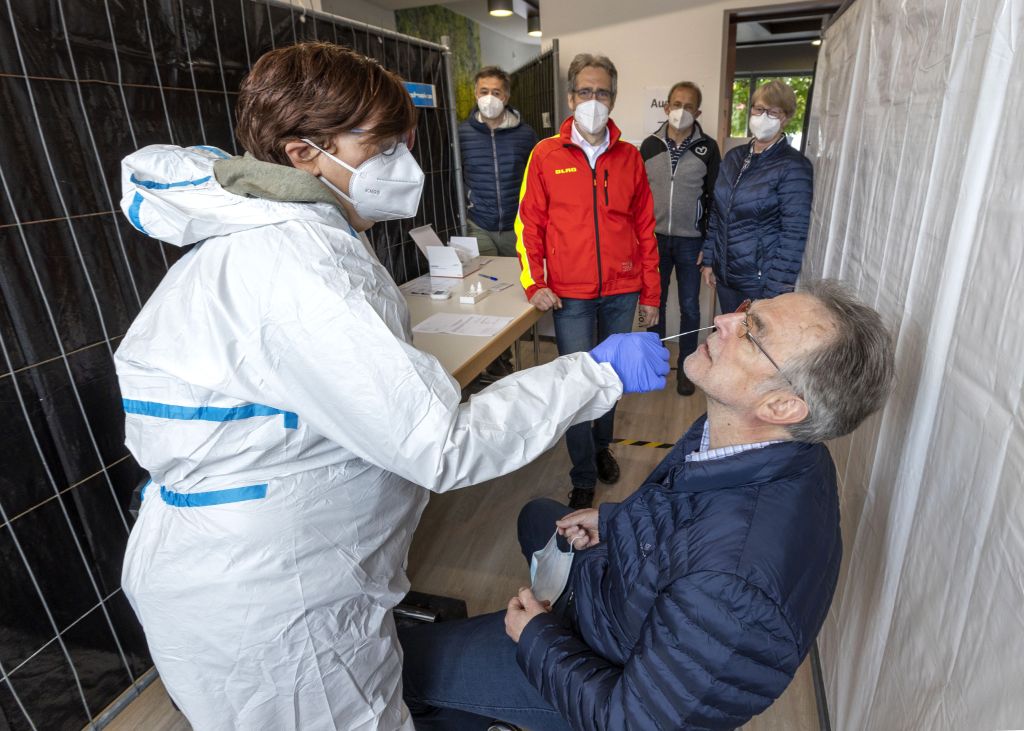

{"left": 0, "top": 2, "right": 460, "bottom": 728}
{"left": 511, "top": 46, "right": 558, "bottom": 137}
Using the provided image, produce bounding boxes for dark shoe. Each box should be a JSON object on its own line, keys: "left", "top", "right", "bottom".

{"left": 677, "top": 370, "right": 696, "bottom": 396}
{"left": 596, "top": 447, "right": 620, "bottom": 484}
{"left": 567, "top": 486, "right": 595, "bottom": 509}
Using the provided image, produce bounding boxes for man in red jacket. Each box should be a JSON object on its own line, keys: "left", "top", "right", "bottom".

{"left": 515, "top": 53, "right": 660, "bottom": 509}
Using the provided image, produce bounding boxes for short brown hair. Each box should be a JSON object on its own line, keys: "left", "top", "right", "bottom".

{"left": 752, "top": 80, "right": 797, "bottom": 117}
{"left": 568, "top": 53, "right": 617, "bottom": 98}
{"left": 236, "top": 42, "right": 417, "bottom": 165}
{"left": 667, "top": 81, "right": 702, "bottom": 108}
{"left": 474, "top": 66, "right": 511, "bottom": 93}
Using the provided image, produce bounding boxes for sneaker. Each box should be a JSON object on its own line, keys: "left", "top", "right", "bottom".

{"left": 487, "top": 723, "right": 523, "bottom": 731}
{"left": 567, "top": 486, "right": 595, "bottom": 509}
{"left": 596, "top": 447, "right": 620, "bottom": 484}
{"left": 677, "top": 370, "right": 696, "bottom": 396}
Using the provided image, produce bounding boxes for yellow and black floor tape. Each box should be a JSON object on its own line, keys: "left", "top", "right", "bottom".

{"left": 611, "top": 438, "right": 674, "bottom": 449}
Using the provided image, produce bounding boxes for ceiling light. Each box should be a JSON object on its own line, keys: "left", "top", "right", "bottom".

{"left": 811, "top": 39, "right": 822, "bottom": 46}
{"left": 489, "top": 0, "right": 514, "bottom": 17}
{"left": 528, "top": 13, "right": 542, "bottom": 37}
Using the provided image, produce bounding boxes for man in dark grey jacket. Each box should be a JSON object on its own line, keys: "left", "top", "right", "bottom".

{"left": 400, "top": 281, "right": 895, "bottom": 731}
{"left": 639, "top": 82, "right": 720, "bottom": 396}
{"left": 459, "top": 66, "right": 538, "bottom": 257}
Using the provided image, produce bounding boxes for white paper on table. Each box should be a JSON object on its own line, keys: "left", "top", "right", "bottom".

{"left": 400, "top": 275, "right": 459, "bottom": 296}
{"left": 412, "top": 312, "right": 513, "bottom": 337}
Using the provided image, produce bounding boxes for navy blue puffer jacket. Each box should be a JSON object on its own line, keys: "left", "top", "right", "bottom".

{"left": 517, "top": 416, "right": 842, "bottom": 730}
{"left": 458, "top": 109, "right": 537, "bottom": 232}
{"left": 702, "top": 138, "right": 813, "bottom": 297}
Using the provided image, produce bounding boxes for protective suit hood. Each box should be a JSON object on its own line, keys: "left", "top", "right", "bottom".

{"left": 120, "top": 144, "right": 350, "bottom": 247}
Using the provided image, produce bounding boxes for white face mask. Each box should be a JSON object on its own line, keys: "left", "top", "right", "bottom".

{"left": 668, "top": 108, "right": 694, "bottom": 132}
{"left": 529, "top": 531, "right": 580, "bottom": 604}
{"left": 476, "top": 94, "right": 505, "bottom": 119}
{"left": 749, "top": 113, "right": 782, "bottom": 142}
{"left": 301, "top": 138, "right": 425, "bottom": 222}
{"left": 573, "top": 99, "right": 610, "bottom": 136}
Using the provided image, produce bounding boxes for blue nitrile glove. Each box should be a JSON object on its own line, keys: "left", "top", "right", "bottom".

{"left": 589, "top": 332, "right": 671, "bottom": 393}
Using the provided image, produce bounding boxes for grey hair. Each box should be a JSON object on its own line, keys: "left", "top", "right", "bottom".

{"left": 568, "top": 53, "right": 618, "bottom": 98}
{"left": 781, "top": 280, "right": 895, "bottom": 443}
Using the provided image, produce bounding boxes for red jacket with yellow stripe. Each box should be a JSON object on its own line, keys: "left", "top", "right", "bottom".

{"left": 514, "top": 117, "right": 660, "bottom": 306}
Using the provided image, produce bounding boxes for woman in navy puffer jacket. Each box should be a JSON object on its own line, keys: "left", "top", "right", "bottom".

{"left": 701, "top": 80, "right": 813, "bottom": 314}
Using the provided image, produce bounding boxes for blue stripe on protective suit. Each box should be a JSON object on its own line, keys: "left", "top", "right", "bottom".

{"left": 160, "top": 483, "right": 268, "bottom": 507}
{"left": 123, "top": 398, "right": 298, "bottom": 429}
{"left": 127, "top": 192, "right": 148, "bottom": 234}
{"left": 126, "top": 174, "right": 212, "bottom": 233}
{"left": 130, "top": 174, "right": 213, "bottom": 190}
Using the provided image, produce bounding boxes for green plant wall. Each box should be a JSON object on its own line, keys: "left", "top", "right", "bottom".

{"left": 396, "top": 5, "right": 481, "bottom": 120}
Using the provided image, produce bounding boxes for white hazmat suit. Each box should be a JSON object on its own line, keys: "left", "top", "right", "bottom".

{"left": 115, "top": 145, "right": 622, "bottom": 730}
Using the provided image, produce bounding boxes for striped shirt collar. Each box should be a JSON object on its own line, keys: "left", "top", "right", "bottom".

{"left": 685, "top": 421, "right": 784, "bottom": 463}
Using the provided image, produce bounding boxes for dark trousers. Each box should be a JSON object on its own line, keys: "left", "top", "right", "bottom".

{"left": 716, "top": 282, "right": 751, "bottom": 315}
{"left": 552, "top": 293, "right": 639, "bottom": 489}
{"left": 647, "top": 234, "right": 703, "bottom": 366}
{"left": 400, "top": 499, "right": 575, "bottom": 731}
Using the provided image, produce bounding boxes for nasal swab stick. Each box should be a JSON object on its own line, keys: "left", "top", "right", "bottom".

{"left": 661, "top": 325, "right": 717, "bottom": 342}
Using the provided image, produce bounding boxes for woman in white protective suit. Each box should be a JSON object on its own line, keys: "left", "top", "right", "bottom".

{"left": 116, "top": 42, "right": 668, "bottom": 730}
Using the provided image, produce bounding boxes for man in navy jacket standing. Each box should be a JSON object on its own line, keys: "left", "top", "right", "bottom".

{"left": 401, "top": 281, "right": 895, "bottom": 730}
{"left": 459, "top": 66, "right": 538, "bottom": 257}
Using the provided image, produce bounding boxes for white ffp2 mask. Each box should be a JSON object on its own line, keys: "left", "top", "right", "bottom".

{"left": 668, "top": 108, "right": 694, "bottom": 131}
{"left": 302, "top": 138, "right": 425, "bottom": 222}
{"left": 749, "top": 114, "right": 782, "bottom": 142}
{"left": 573, "top": 99, "right": 610, "bottom": 136}
{"left": 529, "top": 531, "right": 579, "bottom": 604}
{"left": 476, "top": 94, "right": 505, "bottom": 119}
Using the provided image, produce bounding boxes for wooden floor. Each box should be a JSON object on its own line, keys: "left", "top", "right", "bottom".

{"left": 104, "top": 342, "right": 818, "bottom": 731}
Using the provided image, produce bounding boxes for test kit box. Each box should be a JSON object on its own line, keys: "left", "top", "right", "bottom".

{"left": 409, "top": 225, "right": 481, "bottom": 278}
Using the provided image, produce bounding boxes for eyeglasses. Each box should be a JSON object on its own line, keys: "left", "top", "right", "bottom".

{"left": 735, "top": 299, "right": 793, "bottom": 385}
{"left": 750, "top": 105, "right": 785, "bottom": 120}
{"left": 573, "top": 87, "right": 612, "bottom": 102}
{"left": 350, "top": 127, "right": 415, "bottom": 157}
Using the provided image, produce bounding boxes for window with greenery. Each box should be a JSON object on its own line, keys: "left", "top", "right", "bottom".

{"left": 730, "top": 74, "right": 813, "bottom": 138}
{"left": 730, "top": 78, "right": 751, "bottom": 138}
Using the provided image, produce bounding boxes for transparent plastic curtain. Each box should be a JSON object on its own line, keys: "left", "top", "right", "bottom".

{"left": 803, "top": 0, "right": 1024, "bottom": 729}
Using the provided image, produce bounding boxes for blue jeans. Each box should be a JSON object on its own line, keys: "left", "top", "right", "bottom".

{"left": 400, "top": 499, "right": 575, "bottom": 731}
{"left": 647, "top": 234, "right": 703, "bottom": 366}
{"left": 716, "top": 282, "right": 751, "bottom": 315}
{"left": 552, "top": 293, "right": 640, "bottom": 489}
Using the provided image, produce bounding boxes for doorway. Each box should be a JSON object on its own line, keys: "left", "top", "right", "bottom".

{"left": 721, "top": 3, "right": 841, "bottom": 153}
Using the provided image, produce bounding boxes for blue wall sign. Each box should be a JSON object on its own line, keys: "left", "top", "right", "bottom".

{"left": 404, "top": 82, "right": 437, "bottom": 108}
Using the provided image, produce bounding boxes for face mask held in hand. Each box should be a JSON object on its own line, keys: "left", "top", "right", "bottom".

{"left": 302, "top": 137, "right": 425, "bottom": 222}
{"left": 530, "top": 531, "right": 581, "bottom": 604}
{"left": 574, "top": 99, "right": 610, "bottom": 136}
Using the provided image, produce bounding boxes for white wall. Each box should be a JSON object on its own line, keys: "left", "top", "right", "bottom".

{"left": 544, "top": 0, "right": 813, "bottom": 145}
{"left": 478, "top": 24, "right": 541, "bottom": 74}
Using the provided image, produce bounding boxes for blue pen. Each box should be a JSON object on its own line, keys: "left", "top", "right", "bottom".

{"left": 478, "top": 273, "right": 499, "bottom": 281}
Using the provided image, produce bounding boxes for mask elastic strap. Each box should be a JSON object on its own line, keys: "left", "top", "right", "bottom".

{"left": 300, "top": 138, "right": 357, "bottom": 204}
{"left": 568, "top": 535, "right": 582, "bottom": 554}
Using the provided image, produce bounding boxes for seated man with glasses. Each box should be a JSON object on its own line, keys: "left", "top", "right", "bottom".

{"left": 400, "top": 281, "right": 895, "bottom": 731}
{"left": 514, "top": 52, "right": 661, "bottom": 510}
